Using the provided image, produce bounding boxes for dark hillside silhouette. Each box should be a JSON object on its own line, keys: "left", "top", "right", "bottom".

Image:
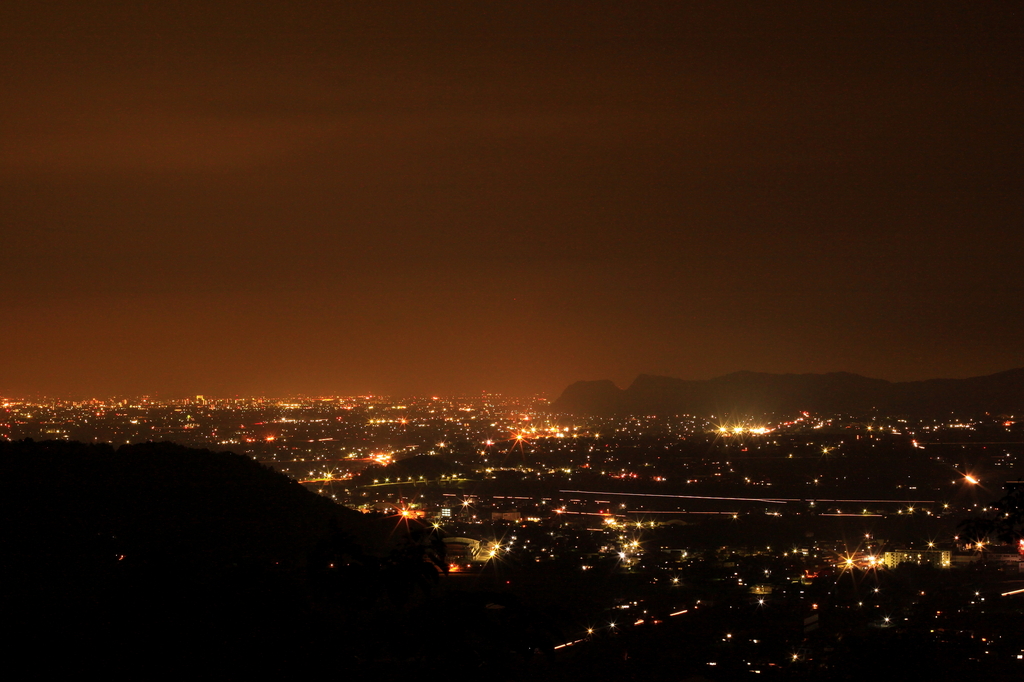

{"left": 0, "top": 439, "right": 445, "bottom": 675}
{"left": 1, "top": 439, "right": 571, "bottom": 678}
{"left": 553, "top": 368, "right": 1024, "bottom": 416}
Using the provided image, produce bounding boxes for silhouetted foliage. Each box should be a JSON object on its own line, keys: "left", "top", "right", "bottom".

{"left": 960, "top": 483, "right": 1024, "bottom": 544}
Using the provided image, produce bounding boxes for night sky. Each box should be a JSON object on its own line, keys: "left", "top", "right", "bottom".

{"left": 3, "top": 2, "right": 1022, "bottom": 398}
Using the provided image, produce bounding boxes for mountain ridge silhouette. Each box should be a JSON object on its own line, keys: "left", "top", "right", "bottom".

{"left": 552, "top": 368, "right": 1024, "bottom": 416}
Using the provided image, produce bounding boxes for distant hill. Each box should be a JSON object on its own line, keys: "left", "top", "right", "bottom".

{"left": 551, "top": 368, "right": 1024, "bottom": 417}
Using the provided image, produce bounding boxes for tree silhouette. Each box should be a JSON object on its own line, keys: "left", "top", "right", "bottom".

{"left": 959, "top": 483, "right": 1024, "bottom": 548}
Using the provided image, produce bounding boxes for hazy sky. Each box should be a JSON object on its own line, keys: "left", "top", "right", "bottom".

{"left": 3, "top": 2, "right": 1022, "bottom": 398}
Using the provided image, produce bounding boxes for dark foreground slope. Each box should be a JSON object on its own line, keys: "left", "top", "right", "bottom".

{"left": 1, "top": 438, "right": 369, "bottom": 566}
{"left": 0, "top": 440, "right": 438, "bottom": 675}
{"left": 1, "top": 440, "right": 585, "bottom": 679}
{"left": 553, "top": 368, "right": 1024, "bottom": 417}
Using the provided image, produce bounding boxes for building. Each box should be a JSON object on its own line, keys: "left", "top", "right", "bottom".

{"left": 883, "top": 549, "right": 951, "bottom": 569}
